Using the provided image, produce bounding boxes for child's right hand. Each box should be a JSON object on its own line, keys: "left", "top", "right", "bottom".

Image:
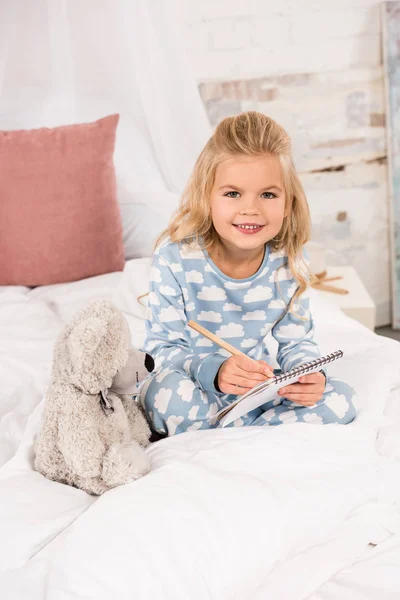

{"left": 217, "top": 355, "right": 274, "bottom": 395}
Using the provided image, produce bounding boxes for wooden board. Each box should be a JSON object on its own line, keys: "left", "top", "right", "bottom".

{"left": 382, "top": 1, "right": 400, "bottom": 328}
{"left": 199, "top": 67, "right": 386, "bottom": 173}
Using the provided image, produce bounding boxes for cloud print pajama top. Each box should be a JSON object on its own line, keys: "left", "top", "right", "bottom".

{"left": 138, "top": 239, "right": 357, "bottom": 436}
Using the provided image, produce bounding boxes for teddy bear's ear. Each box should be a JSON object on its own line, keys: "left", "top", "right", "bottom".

{"left": 67, "top": 308, "right": 129, "bottom": 394}
{"left": 69, "top": 317, "right": 107, "bottom": 364}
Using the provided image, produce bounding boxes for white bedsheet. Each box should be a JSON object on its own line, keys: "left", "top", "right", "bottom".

{"left": 1, "top": 259, "right": 400, "bottom": 599}
{"left": 309, "top": 533, "right": 400, "bottom": 600}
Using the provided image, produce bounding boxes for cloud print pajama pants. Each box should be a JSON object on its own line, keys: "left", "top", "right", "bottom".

{"left": 139, "top": 367, "right": 358, "bottom": 437}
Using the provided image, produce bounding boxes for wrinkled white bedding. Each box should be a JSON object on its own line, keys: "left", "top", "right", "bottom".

{"left": 1, "top": 259, "right": 400, "bottom": 599}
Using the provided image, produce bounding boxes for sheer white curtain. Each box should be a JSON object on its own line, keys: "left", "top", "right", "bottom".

{"left": 0, "top": 0, "right": 211, "bottom": 257}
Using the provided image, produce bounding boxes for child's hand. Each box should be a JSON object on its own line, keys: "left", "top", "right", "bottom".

{"left": 278, "top": 372, "right": 326, "bottom": 406}
{"left": 217, "top": 356, "right": 274, "bottom": 395}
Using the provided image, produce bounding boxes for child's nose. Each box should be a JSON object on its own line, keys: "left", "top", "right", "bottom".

{"left": 240, "top": 200, "right": 261, "bottom": 214}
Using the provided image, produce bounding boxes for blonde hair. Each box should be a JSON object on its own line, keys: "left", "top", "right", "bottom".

{"left": 154, "top": 111, "right": 314, "bottom": 313}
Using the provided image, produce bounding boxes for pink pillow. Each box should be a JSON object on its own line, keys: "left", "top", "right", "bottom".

{"left": 0, "top": 114, "right": 125, "bottom": 286}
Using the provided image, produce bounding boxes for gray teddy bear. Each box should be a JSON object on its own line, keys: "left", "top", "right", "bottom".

{"left": 34, "top": 299, "right": 155, "bottom": 496}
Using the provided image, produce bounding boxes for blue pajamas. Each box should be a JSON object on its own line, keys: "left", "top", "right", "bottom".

{"left": 140, "top": 238, "right": 358, "bottom": 437}
{"left": 139, "top": 368, "right": 357, "bottom": 437}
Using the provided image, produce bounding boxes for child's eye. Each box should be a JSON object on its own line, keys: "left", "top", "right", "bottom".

{"left": 224, "top": 191, "right": 277, "bottom": 199}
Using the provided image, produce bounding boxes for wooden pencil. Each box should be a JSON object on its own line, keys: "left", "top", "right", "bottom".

{"left": 187, "top": 320, "right": 249, "bottom": 357}
{"left": 187, "top": 320, "right": 275, "bottom": 378}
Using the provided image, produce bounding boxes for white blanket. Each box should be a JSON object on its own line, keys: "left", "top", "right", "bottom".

{"left": 1, "top": 260, "right": 400, "bottom": 599}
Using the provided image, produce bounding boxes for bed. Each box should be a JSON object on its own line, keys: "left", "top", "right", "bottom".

{"left": 1, "top": 257, "right": 400, "bottom": 599}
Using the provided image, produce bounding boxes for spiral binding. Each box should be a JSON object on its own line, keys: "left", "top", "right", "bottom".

{"left": 274, "top": 350, "right": 343, "bottom": 383}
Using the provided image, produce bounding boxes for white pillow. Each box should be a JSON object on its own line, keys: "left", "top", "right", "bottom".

{"left": 113, "top": 257, "right": 151, "bottom": 348}
{"left": 117, "top": 187, "right": 180, "bottom": 260}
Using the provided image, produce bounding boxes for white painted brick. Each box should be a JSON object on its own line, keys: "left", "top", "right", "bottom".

{"left": 207, "top": 18, "right": 252, "bottom": 50}
{"left": 187, "top": 49, "right": 245, "bottom": 82}
{"left": 250, "top": 0, "right": 292, "bottom": 17}
{"left": 251, "top": 16, "right": 291, "bottom": 48}
{"left": 183, "top": 24, "right": 211, "bottom": 51}
{"left": 182, "top": 0, "right": 379, "bottom": 22}
{"left": 184, "top": 0, "right": 254, "bottom": 22}
{"left": 290, "top": 7, "right": 381, "bottom": 43}
{"left": 190, "top": 33, "right": 381, "bottom": 82}
{"left": 183, "top": 1, "right": 382, "bottom": 80}
{"left": 284, "top": 34, "right": 382, "bottom": 73}
{"left": 182, "top": 0, "right": 292, "bottom": 22}
{"left": 284, "top": 0, "right": 379, "bottom": 11}
{"left": 192, "top": 47, "right": 284, "bottom": 82}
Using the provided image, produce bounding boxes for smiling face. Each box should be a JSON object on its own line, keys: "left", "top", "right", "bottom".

{"left": 209, "top": 154, "right": 287, "bottom": 258}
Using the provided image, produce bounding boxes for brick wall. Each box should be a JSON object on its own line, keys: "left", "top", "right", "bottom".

{"left": 181, "top": 0, "right": 381, "bottom": 81}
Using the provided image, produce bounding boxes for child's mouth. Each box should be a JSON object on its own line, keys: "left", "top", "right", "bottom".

{"left": 233, "top": 224, "right": 265, "bottom": 235}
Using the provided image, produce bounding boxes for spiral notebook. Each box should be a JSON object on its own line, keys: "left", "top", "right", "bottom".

{"left": 214, "top": 350, "right": 343, "bottom": 427}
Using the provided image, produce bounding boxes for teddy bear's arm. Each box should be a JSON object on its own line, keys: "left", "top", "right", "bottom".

{"left": 57, "top": 396, "right": 105, "bottom": 479}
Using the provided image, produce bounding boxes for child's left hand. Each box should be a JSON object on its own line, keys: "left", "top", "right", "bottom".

{"left": 278, "top": 372, "right": 326, "bottom": 406}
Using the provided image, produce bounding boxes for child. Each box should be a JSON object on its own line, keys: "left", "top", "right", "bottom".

{"left": 138, "top": 111, "right": 357, "bottom": 437}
